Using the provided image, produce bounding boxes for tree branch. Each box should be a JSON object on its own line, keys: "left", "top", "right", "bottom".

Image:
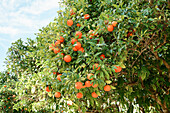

{"left": 112, "top": 81, "right": 138, "bottom": 87}
{"left": 155, "top": 35, "right": 167, "bottom": 50}
{"left": 131, "top": 48, "right": 147, "bottom": 67}
{"left": 150, "top": 94, "right": 169, "bottom": 113}
{"left": 150, "top": 45, "right": 170, "bottom": 78}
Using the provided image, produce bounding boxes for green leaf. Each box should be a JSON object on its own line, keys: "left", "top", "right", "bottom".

{"left": 87, "top": 100, "right": 90, "bottom": 108}
{"left": 112, "top": 4, "right": 118, "bottom": 8}
{"left": 90, "top": 98, "right": 94, "bottom": 106}
{"left": 76, "top": 58, "right": 82, "bottom": 64}
{"left": 94, "top": 52, "right": 102, "bottom": 57}
{"left": 119, "top": 63, "right": 126, "bottom": 68}
{"left": 99, "top": 37, "right": 105, "bottom": 44}
{"left": 105, "top": 80, "right": 112, "bottom": 84}
{"left": 110, "top": 85, "right": 116, "bottom": 89}
{"left": 152, "top": 84, "right": 157, "bottom": 91}
{"left": 102, "top": 68, "right": 110, "bottom": 79}
{"left": 96, "top": 91, "right": 101, "bottom": 96}
{"left": 141, "top": 73, "right": 146, "bottom": 81}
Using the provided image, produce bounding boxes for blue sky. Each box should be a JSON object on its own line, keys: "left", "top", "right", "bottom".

{"left": 0, "top": 0, "right": 62, "bottom": 71}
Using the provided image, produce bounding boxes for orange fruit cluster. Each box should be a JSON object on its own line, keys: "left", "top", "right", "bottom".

{"left": 107, "top": 21, "right": 118, "bottom": 32}
{"left": 74, "top": 72, "right": 99, "bottom": 99}
{"left": 47, "top": 10, "right": 123, "bottom": 101}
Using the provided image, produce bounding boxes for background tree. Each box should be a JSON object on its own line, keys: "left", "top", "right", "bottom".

{"left": 0, "top": 71, "right": 18, "bottom": 112}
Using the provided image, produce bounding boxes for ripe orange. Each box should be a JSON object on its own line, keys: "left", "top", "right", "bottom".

{"left": 61, "top": 53, "right": 64, "bottom": 56}
{"left": 104, "top": 20, "right": 109, "bottom": 25}
{"left": 53, "top": 48, "right": 60, "bottom": 54}
{"left": 64, "top": 55, "right": 72, "bottom": 62}
{"left": 4, "top": 85, "right": 6, "bottom": 88}
{"left": 75, "top": 82, "right": 83, "bottom": 89}
{"left": 75, "top": 42, "right": 81, "bottom": 50}
{"left": 78, "top": 47, "right": 84, "bottom": 53}
{"left": 55, "top": 41, "right": 60, "bottom": 46}
{"left": 84, "top": 14, "right": 90, "bottom": 19}
{"left": 76, "top": 93, "right": 83, "bottom": 98}
{"left": 59, "top": 36, "right": 64, "bottom": 43}
{"left": 108, "top": 25, "right": 114, "bottom": 32}
{"left": 87, "top": 73, "right": 94, "bottom": 80}
{"left": 85, "top": 81, "right": 92, "bottom": 87}
{"left": 71, "top": 38, "right": 78, "bottom": 44}
{"left": 127, "top": 29, "right": 135, "bottom": 37}
{"left": 82, "top": 85, "right": 86, "bottom": 88}
{"left": 49, "top": 44, "right": 55, "bottom": 50}
{"left": 92, "top": 92, "right": 98, "bottom": 98}
{"left": 57, "top": 74, "right": 62, "bottom": 81}
{"left": 112, "top": 21, "right": 118, "bottom": 27}
{"left": 114, "top": 66, "right": 122, "bottom": 73}
{"left": 75, "top": 31, "right": 82, "bottom": 39}
{"left": 12, "top": 95, "right": 16, "bottom": 98}
{"left": 77, "top": 23, "right": 81, "bottom": 27}
{"left": 70, "top": 9, "right": 75, "bottom": 15}
{"left": 67, "top": 19, "right": 73, "bottom": 26}
{"left": 127, "top": 32, "right": 133, "bottom": 37}
{"left": 53, "top": 72, "right": 56, "bottom": 75}
{"left": 57, "top": 53, "right": 64, "bottom": 58}
{"left": 133, "top": 29, "right": 136, "bottom": 33}
{"left": 9, "top": 107, "right": 11, "bottom": 109}
{"left": 55, "top": 92, "right": 61, "bottom": 98}
{"left": 88, "top": 30, "right": 94, "bottom": 39}
{"left": 8, "top": 97, "right": 10, "bottom": 99}
{"left": 104, "top": 85, "right": 111, "bottom": 91}
{"left": 100, "top": 54, "right": 105, "bottom": 60}
{"left": 46, "top": 86, "right": 52, "bottom": 92}
{"left": 92, "top": 83, "right": 98, "bottom": 88}
{"left": 93, "top": 63, "right": 101, "bottom": 70}
{"left": 73, "top": 47, "right": 78, "bottom": 51}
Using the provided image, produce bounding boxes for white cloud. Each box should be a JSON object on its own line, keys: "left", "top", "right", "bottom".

{"left": 20, "top": 0, "right": 61, "bottom": 15}
{"left": 0, "top": 26, "right": 19, "bottom": 35}
{"left": 0, "top": 0, "right": 62, "bottom": 71}
{"left": 0, "top": 0, "right": 61, "bottom": 35}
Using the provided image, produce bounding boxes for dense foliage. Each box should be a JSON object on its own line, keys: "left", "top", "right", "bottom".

{"left": 0, "top": 72, "right": 18, "bottom": 112}
{"left": 1, "top": 0, "right": 169, "bottom": 113}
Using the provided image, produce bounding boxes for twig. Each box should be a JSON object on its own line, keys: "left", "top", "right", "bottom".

{"left": 131, "top": 48, "right": 147, "bottom": 67}
{"left": 150, "top": 45, "right": 169, "bottom": 70}
{"left": 131, "top": 31, "right": 158, "bottom": 68}
{"left": 155, "top": 35, "right": 167, "bottom": 50}
{"left": 78, "top": 106, "right": 83, "bottom": 113}
{"left": 112, "top": 81, "right": 138, "bottom": 87}
{"left": 149, "top": 94, "right": 169, "bottom": 113}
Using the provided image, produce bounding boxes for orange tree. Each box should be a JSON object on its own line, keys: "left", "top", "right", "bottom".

{"left": 5, "top": 0, "right": 169, "bottom": 112}
{"left": 0, "top": 71, "right": 18, "bottom": 112}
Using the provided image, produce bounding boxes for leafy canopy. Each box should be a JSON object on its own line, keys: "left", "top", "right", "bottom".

{"left": 1, "top": 0, "right": 169, "bottom": 113}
